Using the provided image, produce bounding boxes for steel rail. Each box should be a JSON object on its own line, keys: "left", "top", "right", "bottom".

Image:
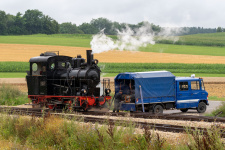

{"left": 1, "top": 106, "right": 225, "bottom": 123}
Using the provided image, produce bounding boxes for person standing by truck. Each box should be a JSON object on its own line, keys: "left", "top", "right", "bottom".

{"left": 113, "top": 90, "right": 123, "bottom": 112}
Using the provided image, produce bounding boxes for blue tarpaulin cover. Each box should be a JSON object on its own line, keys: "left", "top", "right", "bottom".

{"left": 114, "top": 71, "right": 175, "bottom": 99}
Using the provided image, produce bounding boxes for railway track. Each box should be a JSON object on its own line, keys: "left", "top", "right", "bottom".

{"left": 0, "top": 106, "right": 225, "bottom": 137}
{"left": 1, "top": 106, "right": 225, "bottom": 123}
{"left": 79, "top": 111, "right": 225, "bottom": 123}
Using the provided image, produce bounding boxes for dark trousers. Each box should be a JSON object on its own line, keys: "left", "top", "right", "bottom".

{"left": 113, "top": 99, "right": 120, "bottom": 112}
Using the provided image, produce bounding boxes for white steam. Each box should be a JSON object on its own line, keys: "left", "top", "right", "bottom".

{"left": 90, "top": 30, "right": 117, "bottom": 53}
{"left": 90, "top": 24, "right": 186, "bottom": 54}
{"left": 91, "top": 23, "right": 155, "bottom": 54}
{"left": 157, "top": 27, "right": 187, "bottom": 43}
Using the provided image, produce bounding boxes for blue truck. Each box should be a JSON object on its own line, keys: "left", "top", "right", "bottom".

{"left": 114, "top": 71, "right": 208, "bottom": 114}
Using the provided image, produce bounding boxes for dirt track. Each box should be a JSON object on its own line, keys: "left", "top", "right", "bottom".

{"left": 1, "top": 44, "right": 225, "bottom": 64}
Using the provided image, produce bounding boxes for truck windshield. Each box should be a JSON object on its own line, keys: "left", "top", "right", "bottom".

{"left": 201, "top": 80, "right": 205, "bottom": 90}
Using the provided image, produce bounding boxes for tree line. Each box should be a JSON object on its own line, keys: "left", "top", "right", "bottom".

{"left": 0, "top": 9, "right": 223, "bottom": 35}
{"left": 216, "top": 27, "right": 225, "bottom": 32}
{"left": 0, "top": 10, "right": 58, "bottom": 35}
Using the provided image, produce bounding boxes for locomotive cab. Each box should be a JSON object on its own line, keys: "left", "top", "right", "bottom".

{"left": 26, "top": 56, "right": 50, "bottom": 95}
{"left": 26, "top": 52, "right": 72, "bottom": 96}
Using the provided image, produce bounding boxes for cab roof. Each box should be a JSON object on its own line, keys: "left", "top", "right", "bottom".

{"left": 29, "top": 55, "right": 72, "bottom": 63}
{"left": 115, "top": 71, "right": 175, "bottom": 80}
{"left": 175, "top": 77, "right": 202, "bottom": 81}
{"left": 29, "top": 56, "right": 52, "bottom": 63}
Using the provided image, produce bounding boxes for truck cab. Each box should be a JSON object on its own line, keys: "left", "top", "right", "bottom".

{"left": 175, "top": 77, "right": 208, "bottom": 113}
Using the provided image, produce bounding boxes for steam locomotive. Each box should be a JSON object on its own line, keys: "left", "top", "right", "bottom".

{"left": 26, "top": 50, "right": 112, "bottom": 111}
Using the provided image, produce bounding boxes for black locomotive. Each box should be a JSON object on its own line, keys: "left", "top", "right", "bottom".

{"left": 26, "top": 50, "right": 111, "bottom": 110}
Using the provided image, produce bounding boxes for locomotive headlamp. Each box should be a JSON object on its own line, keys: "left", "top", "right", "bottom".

{"left": 92, "top": 59, "right": 98, "bottom": 65}
{"left": 81, "top": 89, "right": 87, "bottom": 94}
{"left": 105, "top": 88, "right": 111, "bottom": 95}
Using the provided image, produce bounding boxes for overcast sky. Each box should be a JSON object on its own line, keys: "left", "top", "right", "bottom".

{"left": 0, "top": 0, "right": 224, "bottom": 28}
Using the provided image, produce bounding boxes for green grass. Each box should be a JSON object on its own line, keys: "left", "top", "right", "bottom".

{"left": 208, "top": 96, "right": 225, "bottom": 101}
{"left": 0, "top": 34, "right": 92, "bottom": 47}
{"left": 0, "top": 62, "right": 29, "bottom": 72}
{"left": 1, "top": 62, "right": 225, "bottom": 78}
{"left": 1, "top": 113, "right": 223, "bottom": 149}
{"left": 0, "top": 34, "right": 117, "bottom": 48}
{"left": 157, "top": 32, "right": 225, "bottom": 47}
{"left": 206, "top": 102, "right": 225, "bottom": 117}
{"left": 140, "top": 43, "right": 225, "bottom": 56}
{"left": 0, "top": 84, "right": 29, "bottom": 105}
{"left": 0, "top": 114, "right": 169, "bottom": 149}
{"left": 0, "top": 72, "right": 26, "bottom": 78}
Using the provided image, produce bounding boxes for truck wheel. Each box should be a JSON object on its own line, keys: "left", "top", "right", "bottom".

{"left": 153, "top": 105, "right": 163, "bottom": 114}
{"left": 197, "top": 102, "right": 206, "bottom": 113}
{"left": 180, "top": 108, "right": 188, "bottom": 112}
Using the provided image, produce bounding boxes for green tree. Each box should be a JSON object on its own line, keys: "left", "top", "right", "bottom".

{"left": 78, "top": 23, "right": 98, "bottom": 34}
{"left": 6, "top": 12, "right": 27, "bottom": 35}
{"left": 14, "top": 12, "right": 27, "bottom": 35}
{"left": 217, "top": 27, "right": 223, "bottom": 32}
{"left": 6, "top": 14, "right": 15, "bottom": 34}
{"left": 90, "top": 18, "right": 113, "bottom": 34}
{"left": 0, "top": 10, "right": 8, "bottom": 35}
{"left": 42, "top": 15, "right": 59, "bottom": 34}
{"left": 59, "top": 22, "right": 78, "bottom": 34}
{"left": 23, "top": 9, "right": 44, "bottom": 34}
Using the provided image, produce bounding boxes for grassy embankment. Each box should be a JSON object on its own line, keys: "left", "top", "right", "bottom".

{"left": 207, "top": 102, "right": 225, "bottom": 117}
{"left": 0, "top": 112, "right": 224, "bottom": 149}
{"left": 0, "top": 84, "right": 28, "bottom": 105}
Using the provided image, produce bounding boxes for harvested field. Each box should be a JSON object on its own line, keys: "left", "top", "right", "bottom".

{"left": 1, "top": 44, "right": 225, "bottom": 64}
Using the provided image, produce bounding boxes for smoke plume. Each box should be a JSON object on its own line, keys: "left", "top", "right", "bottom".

{"left": 91, "top": 23, "right": 155, "bottom": 53}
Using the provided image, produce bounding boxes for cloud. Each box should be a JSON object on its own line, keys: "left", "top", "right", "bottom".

{"left": 0, "top": 0, "right": 224, "bottom": 27}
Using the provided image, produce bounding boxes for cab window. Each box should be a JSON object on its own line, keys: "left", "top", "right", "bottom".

{"left": 58, "top": 61, "right": 71, "bottom": 69}
{"left": 191, "top": 81, "right": 200, "bottom": 90}
{"left": 58, "top": 62, "right": 66, "bottom": 69}
{"left": 32, "top": 63, "right": 42, "bottom": 75}
{"left": 179, "top": 82, "right": 188, "bottom": 91}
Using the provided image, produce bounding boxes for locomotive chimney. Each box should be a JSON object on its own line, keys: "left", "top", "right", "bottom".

{"left": 86, "top": 50, "right": 93, "bottom": 66}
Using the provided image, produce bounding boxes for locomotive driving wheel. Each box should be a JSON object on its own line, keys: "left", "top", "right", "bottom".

{"left": 32, "top": 100, "right": 41, "bottom": 108}
{"left": 82, "top": 100, "right": 88, "bottom": 111}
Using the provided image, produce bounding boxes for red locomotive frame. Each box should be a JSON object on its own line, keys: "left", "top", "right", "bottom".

{"left": 28, "top": 95, "right": 112, "bottom": 111}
